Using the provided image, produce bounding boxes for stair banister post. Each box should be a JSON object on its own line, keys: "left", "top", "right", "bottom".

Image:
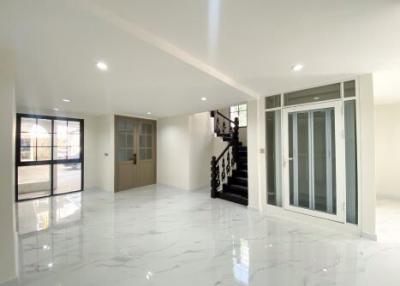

{"left": 211, "top": 156, "right": 218, "bottom": 198}
{"left": 232, "top": 117, "right": 239, "bottom": 164}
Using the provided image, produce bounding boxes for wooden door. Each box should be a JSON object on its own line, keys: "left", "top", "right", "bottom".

{"left": 136, "top": 119, "right": 157, "bottom": 187}
{"left": 115, "top": 116, "right": 156, "bottom": 192}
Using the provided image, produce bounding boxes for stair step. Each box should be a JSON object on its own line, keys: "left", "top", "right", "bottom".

{"left": 223, "top": 183, "right": 248, "bottom": 196}
{"left": 237, "top": 162, "right": 248, "bottom": 168}
{"left": 228, "top": 176, "right": 248, "bottom": 186}
{"left": 233, "top": 169, "right": 248, "bottom": 177}
{"left": 218, "top": 192, "right": 248, "bottom": 206}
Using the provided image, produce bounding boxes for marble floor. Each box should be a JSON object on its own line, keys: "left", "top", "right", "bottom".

{"left": 13, "top": 185, "right": 400, "bottom": 286}
{"left": 376, "top": 197, "right": 400, "bottom": 243}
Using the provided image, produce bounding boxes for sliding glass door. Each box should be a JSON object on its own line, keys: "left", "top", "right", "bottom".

{"left": 16, "top": 114, "right": 84, "bottom": 201}
{"left": 283, "top": 102, "right": 345, "bottom": 222}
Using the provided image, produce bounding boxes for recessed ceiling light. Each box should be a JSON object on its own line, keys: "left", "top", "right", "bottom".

{"left": 62, "top": 99, "right": 71, "bottom": 103}
{"left": 292, "top": 64, "right": 304, "bottom": 72}
{"left": 146, "top": 112, "right": 152, "bottom": 115}
{"left": 53, "top": 108, "right": 59, "bottom": 111}
{"left": 96, "top": 61, "right": 108, "bottom": 71}
{"left": 201, "top": 97, "right": 207, "bottom": 101}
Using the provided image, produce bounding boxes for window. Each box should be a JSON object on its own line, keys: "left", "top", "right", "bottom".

{"left": 16, "top": 114, "right": 84, "bottom": 201}
{"left": 230, "top": 104, "right": 247, "bottom": 127}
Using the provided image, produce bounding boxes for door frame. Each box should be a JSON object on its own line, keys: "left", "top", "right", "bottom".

{"left": 282, "top": 100, "right": 346, "bottom": 223}
{"left": 114, "top": 115, "right": 157, "bottom": 192}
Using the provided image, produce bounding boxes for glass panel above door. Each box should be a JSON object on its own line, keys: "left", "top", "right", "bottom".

{"left": 344, "top": 80, "right": 356, "bottom": 98}
{"left": 265, "top": 95, "right": 281, "bottom": 109}
{"left": 284, "top": 83, "right": 341, "bottom": 106}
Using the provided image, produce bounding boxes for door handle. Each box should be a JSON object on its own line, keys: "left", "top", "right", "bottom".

{"left": 133, "top": 153, "right": 137, "bottom": 165}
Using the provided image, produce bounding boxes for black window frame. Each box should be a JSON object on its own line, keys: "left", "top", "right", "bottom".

{"left": 15, "top": 113, "right": 84, "bottom": 202}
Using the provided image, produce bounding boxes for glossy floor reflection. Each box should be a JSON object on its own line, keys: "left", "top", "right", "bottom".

{"left": 15, "top": 185, "right": 400, "bottom": 286}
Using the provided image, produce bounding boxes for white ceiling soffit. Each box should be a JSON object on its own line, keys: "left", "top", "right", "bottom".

{"left": 1, "top": 0, "right": 400, "bottom": 116}
{"left": 82, "top": 0, "right": 261, "bottom": 99}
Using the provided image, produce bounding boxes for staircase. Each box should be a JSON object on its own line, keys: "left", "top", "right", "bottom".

{"left": 210, "top": 111, "right": 248, "bottom": 206}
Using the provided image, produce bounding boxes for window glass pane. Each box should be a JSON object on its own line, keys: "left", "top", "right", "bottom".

{"left": 231, "top": 111, "right": 239, "bottom": 122}
{"left": 140, "top": 135, "right": 146, "bottom": 148}
{"left": 289, "top": 112, "right": 310, "bottom": 208}
{"left": 67, "top": 146, "right": 80, "bottom": 160}
{"left": 21, "top": 118, "right": 36, "bottom": 133}
{"left": 265, "top": 95, "right": 281, "bottom": 109}
{"left": 54, "top": 120, "right": 68, "bottom": 147}
{"left": 345, "top": 100, "right": 358, "bottom": 224}
{"left": 230, "top": 105, "right": 238, "bottom": 112}
{"left": 344, "top": 80, "right": 356, "bottom": 98}
{"left": 146, "top": 135, "right": 152, "bottom": 148}
{"left": 37, "top": 147, "right": 51, "bottom": 161}
{"left": 118, "top": 133, "right": 126, "bottom": 148}
{"left": 284, "top": 83, "right": 341, "bottom": 106}
{"left": 146, "top": 149, "right": 152, "bottom": 160}
{"left": 21, "top": 132, "right": 35, "bottom": 147}
{"left": 313, "top": 110, "right": 336, "bottom": 214}
{"left": 239, "top": 104, "right": 247, "bottom": 111}
{"left": 239, "top": 112, "right": 247, "bottom": 127}
{"left": 140, "top": 149, "right": 146, "bottom": 160}
{"left": 68, "top": 122, "right": 81, "bottom": 146}
{"left": 54, "top": 147, "right": 67, "bottom": 160}
{"left": 53, "top": 163, "right": 82, "bottom": 194}
{"left": 21, "top": 147, "right": 36, "bottom": 162}
{"left": 37, "top": 119, "right": 52, "bottom": 134}
{"left": 266, "top": 110, "right": 282, "bottom": 206}
{"left": 68, "top": 121, "right": 80, "bottom": 134}
{"left": 18, "top": 165, "right": 51, "bottom": 200}
{"left": 126, "top": 133, "right": 133, "bottom": 147}
{"left": 68, "top": 133, "right": 80, "bottom": 147}
{"left": 37, "top": 133, "right": 51, "bottom": 147}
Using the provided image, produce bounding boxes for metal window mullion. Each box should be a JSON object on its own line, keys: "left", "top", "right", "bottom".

{"left": 35, "top": 118, "right": 38, "bottom": 161}
{"left": 325, "top": 110, "right": 333, "bottom": 213}
{"left": 293, "top": 113, "right": 299, "bottom": 206}
{"left": 51, "top": 119, "right": 54, "bottom": 196}
{"left": 309, "top": 112, "right": 315, "bottom": 210}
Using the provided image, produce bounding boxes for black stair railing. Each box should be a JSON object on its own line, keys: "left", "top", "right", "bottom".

{"left": 210, "top": 110, "right": 239, "bottom": 198}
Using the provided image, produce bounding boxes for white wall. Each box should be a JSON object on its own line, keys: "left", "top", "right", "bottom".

{"left": 157, "top": 112, "right": 214, "bottom": 190}
{"left": 247, "top": 100, "right": 260, "bottom": 209}
{"left": 0, "top": 49, "right": 17, "bottom": 284}
{"left": 157, "top": 115, "right": 191, "bottom": 190}
{"left": 375, "top": 103, "right": 400, "bottom": 199}
{"left": 189, "top": 112, "right": 213, "bottom": 190}
{"left": 358, "top": 74, "right": 376, "bottom": 239}
{"left": 94, "top": 114, "right": 115, "bottom": 192}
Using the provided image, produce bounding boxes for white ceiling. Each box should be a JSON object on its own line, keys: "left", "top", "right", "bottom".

{"left": 1, "top": 0, "right": 400, "bottom": 117}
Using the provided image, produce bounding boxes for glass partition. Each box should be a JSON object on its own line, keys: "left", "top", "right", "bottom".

{"left": 345, "top": 100, "right": 358, "bottom": 223}
{"left": 266, "top": 110, "right": 282, "bottom": 206}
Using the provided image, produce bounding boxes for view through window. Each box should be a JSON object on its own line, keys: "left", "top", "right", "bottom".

{"left": 16, "top": 114, "right": 84, "bottom": 201}
{"left": 230, "top": 104, "right": 247, "bottom": 127}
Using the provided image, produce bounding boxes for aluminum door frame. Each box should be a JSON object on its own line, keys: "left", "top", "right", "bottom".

{"left": 282, "top": 101, "right": 346, "bottom": 223}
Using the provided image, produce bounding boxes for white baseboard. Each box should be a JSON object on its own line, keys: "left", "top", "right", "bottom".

{"left": 361, "top": 231, "right": 378, "bottom": 241}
